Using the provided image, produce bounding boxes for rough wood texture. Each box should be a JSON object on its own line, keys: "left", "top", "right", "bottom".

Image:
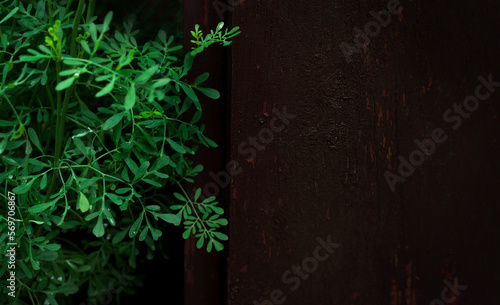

{"left": 225, "top": 0, "right": 500, "bottom": 304}
{"left": 183, "top": 0, "right": 500, "bottom": 304}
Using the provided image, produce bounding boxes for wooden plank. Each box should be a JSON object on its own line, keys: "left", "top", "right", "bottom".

{"left": 227, "top": 0, "right": 500, "bottom": 304}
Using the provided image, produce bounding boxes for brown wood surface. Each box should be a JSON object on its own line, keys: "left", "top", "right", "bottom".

{"left": 185, "top": 0, "right": 500, "bottom": 304}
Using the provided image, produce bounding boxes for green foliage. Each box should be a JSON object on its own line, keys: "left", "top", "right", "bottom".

{"left": 0, "top": 0, "right": 240, "bottom": 304}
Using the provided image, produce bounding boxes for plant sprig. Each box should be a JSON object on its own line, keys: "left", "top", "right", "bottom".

{"left": 0, "top": 1, "right": 239, "bottom": 304}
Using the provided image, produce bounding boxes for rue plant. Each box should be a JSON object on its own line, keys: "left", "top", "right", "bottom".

{"left": 0, "top": 0, "right": 239, "bottom": 304}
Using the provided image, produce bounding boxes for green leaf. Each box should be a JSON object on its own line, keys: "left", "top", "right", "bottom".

{"left": 212, "top": 231, "right": 228, "bottom": 241}
{"left": 40, "top": 173, "right": 47, "bottom": 189}
{"left": 13, "top": 178, "right": 36, "bottom": 194}
{"left": 102, "top": 11, "right": 113, "bottom": 33}
{"left": 95, "top": 77, "right": 115, "bottom": 97}
{"left": 112, "top": 228, "right": 128, "bottom": 244}
{"left": 129, "top": 213, "right": 144, "bottom": 238}
{"left": 183, "top": 53, "right": 194, "bottom": 74}
{"left": 143, "top": 178, "right": 162, "bottom": 187}
{"left": 139, "top": 227, "right": 148, "bottom": 241}
{"left": 124, "top": 83, "right": 136, "bottom": 110}
{"left": 102, "top": 112, "right": 125, "bottom": 130}
{"left": 133, "top": 161, "right": 149, "bottom": 182}
{"left": 194, "top": 188, "right": 202, "bottom": 201}
{"left": 179, "top": 84, "right": 200, "bottom": 110}
{"left": 196, "top": 236, "right": 205, "bottom": 249}
{"left": 55, "top": 77, "right": 75, "bottom": 91}
{"left": 28, "top": 202, "right": 53, "bottom": 214}
{"left": 124, "top": 157, "right": 138, "bottom": 175}
{"left": 0, "top": 137, "right": 7, "bottom": 154}
{"left": 80, "top": 40, "right": 91, "bottom": 54}
{"left": 150, "top": 228, "right": 162, "bottom": 240}
{"left": 44, "top": 244, "right": 62, "bottom": 251}
{"left": 0, "top": 8, "right": 19, "bottom": 25}
{"left": 158, "top": 30, "right": 167, "bottom": 45}
{"left": 78, "top": 192, "right": 90, "bottom": 213}
{"left": 50, "top": 284, "right": 79, "bottom": 295}
{"left": 73, "top": 137, "right": 88, "bottom": 157}
{"left": 93, "top": 214, "right": 105, "bottom": 237}
{"left": 27, "top": 127, "right": 43, "bottom": 152}
{"left": 135, "top": 66, "right": 157, "bottom": 83}
{"left": 63, "top": 58, "right": 84, "bottom": 65}
{"left": 194, "top": 72, "right": 209, "bottom": 85}
{"left": 157, "top": 213, "right": 181, "bottom": 225}
{"left": 85, "top": 212, "right": 100, "bottom": 221}
{"left": 212, "top": 239, "right": 224, "bottom": 251}
{"left": 182, "top": 228, "right": 192, "bottom": 239}
{"left": 195, "top": 87, "right": 220, "bottom": 99}
{"left": 173, "top": 192, "right": 186, "bottom": 202}
{"left": 166, "top": 138, "right": 186, "bottom": 154}
{"left": 151, "top": 154, "right": 169, "bottom": 171}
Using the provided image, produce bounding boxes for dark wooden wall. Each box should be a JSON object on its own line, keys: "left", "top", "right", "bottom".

{"left": 184, "top": 0, "right": 500, "bottom": 304}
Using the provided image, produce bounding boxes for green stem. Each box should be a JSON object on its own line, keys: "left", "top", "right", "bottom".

{"left": 45, "top": 61, "right": 63, "bottom": 201}
{"left": 86, "top": 0, "right": 95, "bottom": 22}
{"left": 70, "top": 0, "right": 86, "bottom": 58}
{"left": 47, "top": 0, "right": 54, "bottom": 25}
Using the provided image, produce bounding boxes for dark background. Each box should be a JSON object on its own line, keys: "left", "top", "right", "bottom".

{"left": 106, "top": 0, "right": 500, "bottom": 304}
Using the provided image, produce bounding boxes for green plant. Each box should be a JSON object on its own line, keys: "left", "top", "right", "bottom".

{"left": 0, "top": 0, "right": 239, "bottom": 304}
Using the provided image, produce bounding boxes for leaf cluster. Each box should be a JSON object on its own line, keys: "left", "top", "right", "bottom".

{"left": 0, "top": 1, "right": 239, "bottom": 304}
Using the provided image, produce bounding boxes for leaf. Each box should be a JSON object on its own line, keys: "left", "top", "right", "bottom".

{"left": 150, "top": 228, "right": 162, "bottom": 240}
{"left": 62, "top": 58, "right": 84, "bottom": 65}
{"left": 194, "top": 72, "right": 209, "bottom": 85}
{"left": 95, "top": 77, "right": 115, "bottom": 97}
{"left": 173, "top": 192, "right": 186, "bottom": 202}
{"left": 183, "top": 53, "right": 194, "bottom": 74}
{"left": 196, "top": 236, "right": 205, "bottom": 249}
{"left": 112, "top": 228, "right": 128, "bottom": 244}
{"left": 212, "top": 231, "right": 228, "bottom": 241}
{"left": 166, "top": 138, "right": 186, "bottom": 154}
{"left": 55, "top": 77, "right": 75, "bottom": 91}
{"left": 182, "top": 228, "right": 192, "bottom": 239}
{"left": 129, "top": 213, "right": 144, "bottom": 238}
{"left": 102, "top": 11, "right": 113, "bottom": 33}
{"left": 133, "top": 161, "right": 149, "bottom": 182}
{"left": 135, "top": 66, "right": 157, "bottom": 83}
{"left": 80, "top": 40, "right": 91, "bottom": 54}
{"left": 78, "top": 192, "right": 89, "bottom": 213}
{"left": 179, "top": 84, "right": 200, "bottom": 110}
{"left": 92, "top": 214, "right": 105, "bottom": 237}
{"left": 102, "top": 112, "right": 125, "bottom": 130}
{"left": 212, "top": 239, "right": 224, "bottom": 251}
{"left": 139, "top": 227, "right": 148, "bottom": 241}
{"left": 50, "top": 284, "right": 79, "bottom": 295}
{"left": 40, "top": 173, "right": 47, "bottom": 189}
{"left": 0, "top": 137, "right": 7, "bottom": 154}
{"left": 194, "top": 188, "right": 202, "bottom": 201}
{"left": 143, "top": 178, "right": 162, "bottom": 187}
{"left": 85, "top": 212, "right": 100, "bottom": 221}
{"left": 28, "top": 202, "right": 53, "bottom": 214}
{"left": 13, "top": 178, "right": 35, "bottom": 194}
{"left": 124, "top": 83, "right": 136, "bottom": 110}
{"left": 27, "top": 128, "right": 44, "bottom": 152}
{"left": 0, "top": 8, "right": 19, "bottom": 25}
{"left": 44, "top": 244, "right": 62, "bottom": 251}
{"left": 124, "top": 158, "right": 138, "bottom": 175}
{"left": 195, "top": 87, "right": 220, "bottom": 99}
{"left": 73, "top": 137, "right": 88, "bottom": 157}
{"left": 158, "top": 30, "right": 167, "bottom": 45}
{"left": 151, "top": 154, "right": 169, "bottom": 171}
{"left": 157, "top": 213, "right": 180, "bottom": 225}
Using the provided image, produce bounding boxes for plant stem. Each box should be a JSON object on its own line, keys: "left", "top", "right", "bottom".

{"left": 70, "top": 0, "right": 86, "bottom": 58}
{"left": 47, "top": 0, "right": 54, "bottom": 25}
{"left": 86, "top": 0, "right": 95, "bottom": 23}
